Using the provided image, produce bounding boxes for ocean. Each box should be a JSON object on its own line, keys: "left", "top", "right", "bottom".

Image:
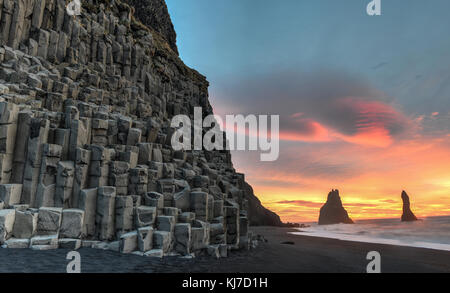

{"left": 291, "top": 216, "right": 450, "bottom": 251}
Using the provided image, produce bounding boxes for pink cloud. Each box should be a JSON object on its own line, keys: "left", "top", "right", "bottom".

{"left": 279, "top": 97, "right": 411, "bottom": 147}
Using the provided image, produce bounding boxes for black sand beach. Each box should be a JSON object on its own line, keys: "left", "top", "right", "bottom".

{"left": 0, "top": 227, "right": 449, "bottom": 273}
{"left": 236, "top": 227, "right": 450, "bottom": 273}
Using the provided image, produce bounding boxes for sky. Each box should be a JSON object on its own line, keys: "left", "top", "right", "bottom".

{"left": 165, "top": 0, "right": 450, "bottom": 222}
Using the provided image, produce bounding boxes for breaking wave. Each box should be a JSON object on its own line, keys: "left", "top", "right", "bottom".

{"left": 290, "top": 216, "right": 450, "bottom": 251}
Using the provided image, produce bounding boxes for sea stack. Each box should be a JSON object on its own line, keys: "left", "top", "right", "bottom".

{"left": 318, "top": 190, "right": 354, "bottom": 225}
{"left": 401, "top": 191, "right": 418, "bottom": 222}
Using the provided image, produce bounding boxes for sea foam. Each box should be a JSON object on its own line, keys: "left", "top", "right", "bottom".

{"left": 290, "top": 216, "right": 450, "bottom": 251}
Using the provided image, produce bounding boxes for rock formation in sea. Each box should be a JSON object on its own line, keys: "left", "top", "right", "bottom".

{"left": 0, "top": 0, "right": 281, "bottom": 256}
{"left": 318, "top": 189, "right": 354, "bottom": 225}
{"left": 401, "top": 191, "right": 418, "bottom": 222}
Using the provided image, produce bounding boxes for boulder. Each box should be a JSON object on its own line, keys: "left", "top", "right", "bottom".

{"left": 12, "top": 210, "right": 38, "bottom": 239}
{"left": 120, "top": 231, "right": 138, "bottom": 253}
{"left": 153, "top": 230, "right": 172, "bottom": 253}
{"left": 179, "top": 212, "right": 195, "bottom": 224}
{"left": 81, "top": 240, "right": 101, "bottom": 248}
{"left": 206, "top": 245, "right": 220, "bottom": 259}
{"left": 108, "top": 241, "right": 121, "bottom": 252}
{"left": 37, "top": 207, "right": 63, "bottom": 235}
{"left": 156, "top": 215, "right": 175, "bottom": 232}
{"left": 137, "top": 226, "right": 153, "bottom": 252}
{"left": 163, "top": 207, "right": 180, "bottom": 218}
{"left": 144, "top": 192, "right": 164, "bottom": 211}
{"left": 135, "top": 206, "right": 156, "bottom": 227}
{"left": 0, "top": 209, "right": 16, "bottom": 243}
{"left": 3, "top": 238, "right": 30, "bottom": 249}
{"left": 144, "top": 249, "right": 164, "bottom": 258}
{"left": 60, "top": 209, "right": 85, "bottom": 239}
{"left": 58, "top": 239, "right": 82, "bottom": 250}
{"left": 30, "top": 235, "right": 59, "bottom": 250}
{"left": 174, "top": 223, "right": 191, "bottom": 255}
{"left": 218, "top": 244, "right": 228, "bottom": 258}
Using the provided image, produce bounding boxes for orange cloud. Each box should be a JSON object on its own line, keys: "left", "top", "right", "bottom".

{"left": 279, "top": 120, "right": 332, "bottom": 142}
{"left": 211, "top": 88, "right": 449, "bottom": 223}
{"left": 335, "top": 127, "right": 393, "bottom": 147}
{"left": 233, "top": 135, "right": 450, "bottom": 223}
{"left": 278, "top": 97, "right": 410, "bottom": 147}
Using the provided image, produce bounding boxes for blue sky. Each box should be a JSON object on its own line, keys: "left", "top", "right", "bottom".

{"left": 165, "top": 0, "right": 450, "bottom": 221}
{"left": 166, "top": 0, "right": 450, "bottom": 114}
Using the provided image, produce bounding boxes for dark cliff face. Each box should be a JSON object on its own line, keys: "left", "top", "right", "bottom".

{"left": 0, "top": 0, "right": 283, "bottom": 229}
{"left": 401, "top": 191, "right": 418, "bottom": 222}
{"left": 318, "top": 190, "right": 354, "bottom": 225}
{"left": 126, "top": 0, "right": 282, "bottom": 226}
{"left": 137, "top": 0, "right": 283, "bottom": 226}
{"left": 244, "top": 182, "right": 283, "bottom": 226}
{"left": 125, "top": 0, "right": 178, "bottom": 55}
{"left": 0, "top": 0, "right": 288, "bottom": 256}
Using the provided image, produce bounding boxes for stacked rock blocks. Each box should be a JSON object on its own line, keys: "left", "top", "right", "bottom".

{"left": 0, "top": 0, "right": 250, "bottom": 257}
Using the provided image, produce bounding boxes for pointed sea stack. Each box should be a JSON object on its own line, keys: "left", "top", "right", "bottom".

{"left": 401, "top": 191, "right": 418, "bottom": 222}
{"left": 318, "top": 190, "right": 354, "bottom": 225}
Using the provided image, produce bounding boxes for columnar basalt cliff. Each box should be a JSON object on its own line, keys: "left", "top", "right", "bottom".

{"left": 318, "top": 189, "right": 354, "bottom": 225}
{"left": 123, "top": 0, "right": 178, "bottom": 54}
{"left": 0, "top": 0, "right": 281, "bottom": 256}
{"left": 401, "top": 191, "right": 418, "bottom": 222}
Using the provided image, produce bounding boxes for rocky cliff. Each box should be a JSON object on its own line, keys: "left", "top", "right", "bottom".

{"left": 318, "top": 189, "right": 354, "bottom": 225}
{"left": 244, "top": 182, "right": 283, "bottom": 226}
{"left": 123, "top": 0, "right": 178, "bottom": 55}
{"left": 401, "top": 191, "right": 418, "bottom": 222}
{"left": 0, "top": 0, "right": 280, "bottom": 255}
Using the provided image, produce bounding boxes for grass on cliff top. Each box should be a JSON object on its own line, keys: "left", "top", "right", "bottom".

{"left": 81, "top": 0, "right": 208, "bottom": 88}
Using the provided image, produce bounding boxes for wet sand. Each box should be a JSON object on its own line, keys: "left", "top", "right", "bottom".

{"left": 0, "top": 226, "right": 449, "bottom": 273}
{"left": 231, "top": 226, "right": 450, "bottom": 273}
